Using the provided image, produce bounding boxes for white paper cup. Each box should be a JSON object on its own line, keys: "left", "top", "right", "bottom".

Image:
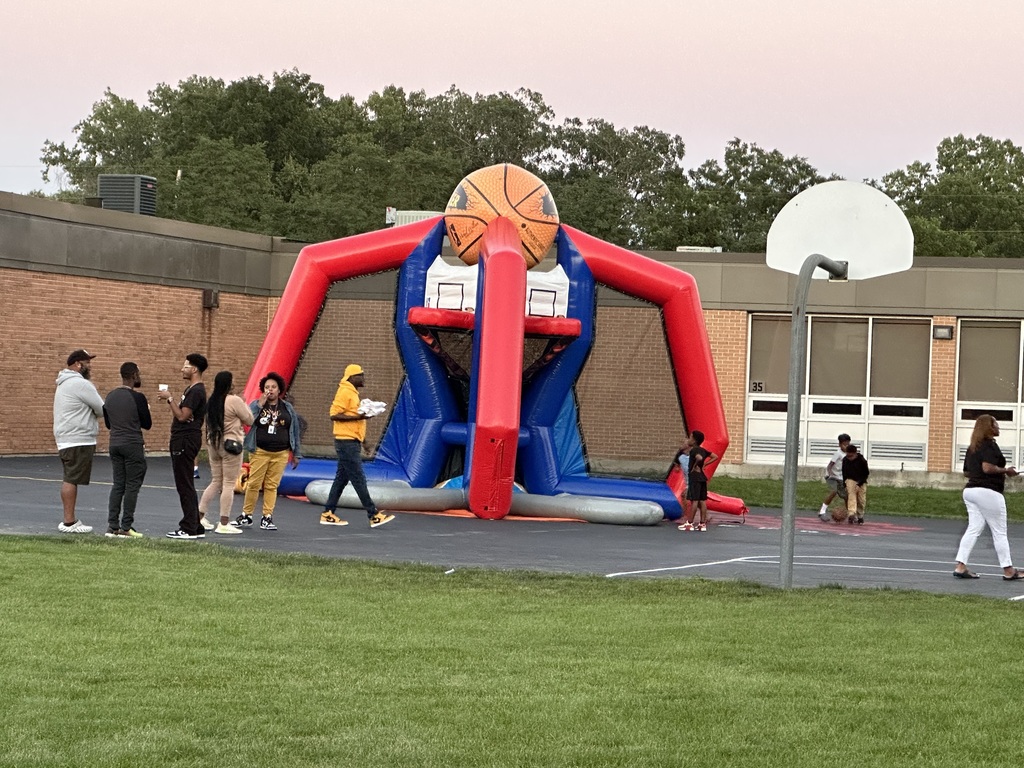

{"left": 158, "top": 384, "right": 169, "bottom": 391}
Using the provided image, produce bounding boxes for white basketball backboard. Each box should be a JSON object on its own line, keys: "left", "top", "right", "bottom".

{"left": 766, "top": 181, "right": 913, "bottom": 280}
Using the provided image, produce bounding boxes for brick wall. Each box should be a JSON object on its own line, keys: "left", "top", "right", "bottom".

{"left": 0, "top": 264, "right": 979, "bottom": 476}
{"left": 703, "top": 310, "right": 749, "bottom": 465}
{"left": 577, "top": 304, "right": 685, "bottom": 461}
{"left": 573, "top": 305, "right": 748, "bottom": 465}
{"left": 3, "top": 267, "right": 269, "bottom": 455}
{"left": 7, "top": 265, "right": 747, "bottom": 465}
{"left": 928, "top": 315, "right": 957, "bottom": 472}
{"left": 289, "top": 293, "right": 740, "bottom": 464}
{"left": 289, "top": 295, "right": 403, "bottom": 456}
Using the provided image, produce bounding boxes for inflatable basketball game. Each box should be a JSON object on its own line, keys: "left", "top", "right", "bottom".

{"left": 242, "top": 164, "right": 747, "bottom": 524}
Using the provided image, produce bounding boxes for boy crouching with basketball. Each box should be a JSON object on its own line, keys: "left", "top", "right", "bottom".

{"left": 842, "top": 443, "right": 869, "bottom": 524}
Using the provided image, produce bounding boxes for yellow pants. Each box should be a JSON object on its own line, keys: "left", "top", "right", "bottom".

{"left": 242, "top": 449, "right": 290, "bottom": 517}
{"left": 845, "top": 479, "right": 866, "bottom": 518}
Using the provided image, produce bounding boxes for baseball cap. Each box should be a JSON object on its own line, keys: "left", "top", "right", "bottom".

{"left": 67, "top": 349, "right": 96, "bottom": 366}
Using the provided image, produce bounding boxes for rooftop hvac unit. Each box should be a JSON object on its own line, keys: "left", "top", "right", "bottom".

{"left": 97, "top": 174, "right": 157, "bottom": 216}
{"left": 387, "top": 209, "right": 444, "bottom": 227}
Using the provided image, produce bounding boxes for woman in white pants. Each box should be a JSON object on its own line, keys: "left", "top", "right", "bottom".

{"left": 954, "top": 414, "right": 1022, "bottom": 580}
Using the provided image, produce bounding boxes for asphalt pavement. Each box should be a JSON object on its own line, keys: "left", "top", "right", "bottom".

{"left": 3, "top": 455, "right": 1023, "bottom": 601}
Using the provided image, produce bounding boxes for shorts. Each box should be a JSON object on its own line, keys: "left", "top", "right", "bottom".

{"left": 827, "top": 477, "right": 848, "bottom": 499}
{"left": 59, "top": 445, "right": 96, "bottom": 485}
{"left": 686, "top": 480, "right": 708, "bottom": 502}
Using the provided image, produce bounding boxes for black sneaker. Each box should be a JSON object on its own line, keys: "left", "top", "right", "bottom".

{"left": 260, "top": 516, "right": 278, "bottom": 531}
{"left": 166, "top": 529, "right": 200, "bottom": 540}
{"left": 856, "top": 516, "right": 864, "bottom": 525}
{"left": 232, "top": 514, "right": 253, "bottom": 529}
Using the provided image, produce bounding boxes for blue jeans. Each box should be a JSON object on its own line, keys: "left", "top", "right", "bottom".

{"left": 324, "top": 439, "right": 377, "bottom": 518}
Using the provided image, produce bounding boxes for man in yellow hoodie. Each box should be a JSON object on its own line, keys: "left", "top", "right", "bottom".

{"left": 320, "top": 364, "right": 395, "bottom": 528}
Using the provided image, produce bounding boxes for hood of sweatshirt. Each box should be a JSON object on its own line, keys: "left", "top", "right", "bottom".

{"left": 56, "top": 368, "right": 82, "bottom": 386}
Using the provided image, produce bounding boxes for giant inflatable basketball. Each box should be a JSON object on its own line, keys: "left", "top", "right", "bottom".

{"left": 444, "top": 163, "right": 559, "bottom": 267}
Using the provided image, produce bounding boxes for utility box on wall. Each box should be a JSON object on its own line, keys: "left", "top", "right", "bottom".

{"left": 97, "top": 174, "right": 157, "bottom": 216}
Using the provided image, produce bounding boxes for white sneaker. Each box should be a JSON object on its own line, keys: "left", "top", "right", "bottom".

{"left": 58, "top": 520, "right": 93, "bottom": 534}
{"left": 200, "top": 516, "right": 216, "bottom": 531}
{"left": 214, "top": 523, "right": 243, "bottom": 535}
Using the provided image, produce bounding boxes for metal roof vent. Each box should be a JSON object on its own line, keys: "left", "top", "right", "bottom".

{"left": 97, "top": 174, "right": 157, "bottom": 216}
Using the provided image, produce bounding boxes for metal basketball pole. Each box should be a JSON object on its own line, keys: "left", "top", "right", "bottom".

{"left": 780, "top": 254, "right": 848, "bottom": 589}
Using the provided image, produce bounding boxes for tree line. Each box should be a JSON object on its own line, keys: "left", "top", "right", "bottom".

{"left": 40, "top": 69, "right": 1024, "bottom": 257}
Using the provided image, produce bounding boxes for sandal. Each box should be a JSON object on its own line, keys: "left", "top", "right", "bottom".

{"left": 953, "top": 569, "right": 980, "bottom": 579}
{"left": 1003, "top": 569, "right": 1024, "bottom": 581}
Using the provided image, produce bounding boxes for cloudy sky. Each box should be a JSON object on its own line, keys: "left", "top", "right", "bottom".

{"left": 3, "top": 0, "right": 1022, "bottom": 195}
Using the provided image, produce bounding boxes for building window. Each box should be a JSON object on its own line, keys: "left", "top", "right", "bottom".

{"left": 958, "top": 321, "right": 1020, "bottom": 403}
{"left": 809, "top": 318, "right": 868, "bottom": 396}
{"left": 870, "top": 319, "right": 930, "bottom": 398}
{"left": 749, "top": 316, "right": 791, "bottom": 394}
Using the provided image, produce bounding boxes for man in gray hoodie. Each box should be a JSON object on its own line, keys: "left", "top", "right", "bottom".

{"left": 53, "top": 349, "right": 105, "bottom": 533}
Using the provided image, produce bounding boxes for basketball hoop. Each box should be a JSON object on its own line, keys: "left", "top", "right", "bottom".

{"left": 767, "top": 181, "right": 914, "bottom": 588}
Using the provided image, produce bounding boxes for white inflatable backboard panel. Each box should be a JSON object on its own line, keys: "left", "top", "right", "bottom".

{"left": 424, "top": 256, "right": 570, "bottom": 316}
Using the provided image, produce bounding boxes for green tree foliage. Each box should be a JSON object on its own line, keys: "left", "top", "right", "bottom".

{"left": 680, "top": 140, "right": 835, "bottom": 253}
{"left": 422, "top": 87, "right": 554, "bottom": 173}
{"left": 41, "top": 89, "right": 157, "bottom": 194}
{"left": 879, "top": 134, "right": 1024, "bottom": 258}
{"left": 154, "top": 138, "right": 276, "bottom": 231}
{"left": 545, "top": 118, "right": 687, "bottom": 247}
{"left": 39, "top": 73, "right": 1024, "bottom": 256}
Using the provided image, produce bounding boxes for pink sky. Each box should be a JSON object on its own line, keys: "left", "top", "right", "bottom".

{"left": 3, "top": 0, "right": 1022, "bottom": 195}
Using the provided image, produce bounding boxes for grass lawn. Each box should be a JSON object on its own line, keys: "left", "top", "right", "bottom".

{"left": 3, "top": 537, "right": 1024, "bottom": 767}
{"left": 711, "top": 476, "right": 1024, "bottom": 521}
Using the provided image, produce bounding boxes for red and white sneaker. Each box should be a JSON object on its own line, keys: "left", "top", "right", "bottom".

{"left": 677, "top": 522, "right": 694, "bottom": 532}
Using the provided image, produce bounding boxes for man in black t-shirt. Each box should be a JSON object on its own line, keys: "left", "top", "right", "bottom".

{"left": 157, "top": 353, "right": 208, "bottom": 539}
{"left": 103, "top": 362, "right": 152, "bottom": 537}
